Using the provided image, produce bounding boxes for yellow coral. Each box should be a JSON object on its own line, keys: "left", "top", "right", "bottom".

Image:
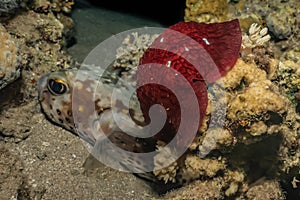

{"left": 227, "top": 80, "right": 286, "bottom": 121}
{"left": 246, "top": 121, "right": 267, "bottom": 136}
{"left": 184, "top": 0, "right": 228, "bottom": 23}
{"left": 220, "top": 58, "right": 286, "bottom": 123}
{"left": 153, "top": 161, "right": 179, "bottom": 183}
{"left": 153, "top": 141, "right": 179, "bottom": 183}
{"left": 198, "top": 128, "right": 233, "bottom": 156}
{"left": 221, "top": 59, "right": 267, "bottom": 89}
{"left": 180, "top": 155, "right": 225, "bottom": 182}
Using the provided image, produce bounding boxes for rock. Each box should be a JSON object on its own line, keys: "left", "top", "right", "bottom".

{"left": 0, "top": 24, "right": 20, "bottom": 91}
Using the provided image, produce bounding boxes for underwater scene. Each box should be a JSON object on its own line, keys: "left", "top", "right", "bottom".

{"left": 0, "top": 0, "right": 299, "bottom": 199}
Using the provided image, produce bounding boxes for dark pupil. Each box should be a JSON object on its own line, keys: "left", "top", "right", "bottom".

{"left": 49, "top": 79, "right": 66, "bottom": 95}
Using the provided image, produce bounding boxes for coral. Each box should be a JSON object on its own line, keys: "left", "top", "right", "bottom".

{"left": 4, "top": 10, "right": 73, "bottom": 100}
{"left": 231, "top": 0, "right": 299, "bottom": 40}
{"left": 278, "top": 108, "right": 300, "bottom": 172}
{"left": 238, "top": 180, "right": 285, "bottom": 200}
{"left": 153, "top": 141, "right": 179, "bottom": 183}
{"left": 218, "top": 57, "right": 288, "bottom": 143}
{"left": 113, "top": 32, "right": 159, "bottom": 72}
{"left": 266, "top": 5, "right": 295, "bottom": 40}
{"left": 233, "top": 0, "right": 299, "bottom": 56}
{"left": 227, "top": 80, "right": 286, "bottom": 122}
{"left": 224, "top": 170, "right": 245, "bottom": 197}
{"left": 0, "top": 24, "right": 20, "bottom": 90}
{"left": 179, "top": 155, "right": 226, "bottom": 183}
{"left": 185, "top": 0, "right": 300, "bottom": 62}
{"left": 154, "top": 179, "right": 223, "bottom": 200}
{"left": 153, "top": 160, "right": 179, "bottom": 184}
{"left": 154, "top": 169, "right": 245, "bottom": 199}
{"left": 221, "top": 59, "right": 267, "bottom": 89}
{"left": 32, "top": 0, "right": 74, "bottom": 14}
{"left": 36, "top": 15, "right": 64, "bottom": 43}
{"left": 198, "top": 127, "right": 233, "bottom": 152}
{"left": 50, "top": 0, "right": 74, "bottom": 13}
{"left": 274, "top": 60, "right": 300, "bottom": 103}
{"left": 241, "top": 23, "right": 271, "bottom": 58}
{"left": 184, "top": 0, "right": 228, "bottom": 23}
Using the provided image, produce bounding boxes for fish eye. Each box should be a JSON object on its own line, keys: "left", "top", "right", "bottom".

{"left": 47, "top": 79, "right": 68, "bottom": 95}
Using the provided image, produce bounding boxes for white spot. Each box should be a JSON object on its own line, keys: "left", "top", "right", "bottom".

{"left": 166, "top": 60, "right": 171, "bottom": 67}
{"left": 160, "top": 37, "right": 164, "bottom": 43}
{"left": 185, "top": 47, "right": 189, "bottom": 51}
{"left": 42, "top": 142, "right": 50, "bottom": 147}
{"left": 202, "top": 38, "right": 210, "bottom": 45}
{"left": 175, "top": 73, "right": 178, "bottom": 76}
{"left": 86, "top": 87, "right": 91, "bottom": 92}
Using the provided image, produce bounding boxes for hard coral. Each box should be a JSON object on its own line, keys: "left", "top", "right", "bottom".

{"left": 114, "top": 32, "right": 159, "bottom": 72}
{"left": 32, "top": 0, "right": 74, "bottom": 14}
{"left": 242, "top": 180, "right": 285, "bottom": 200}
{"left": 180, "top": 154, "right": 226, "bottom": 182}
{"left": 4, "top": 10, "right": 73, "bottom": 100}
{"left": 227, "top": 80, "right": 286, "bottom": 122}
{"left": 275, "top": 60, "right": 300, "bottom": 103}
{"left": 185, "top": 0, "right": 228, "bottom": 23}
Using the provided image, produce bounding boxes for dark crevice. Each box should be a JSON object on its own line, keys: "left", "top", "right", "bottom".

{"left": 77, "top": 0, "right": 186, "bottom": 26}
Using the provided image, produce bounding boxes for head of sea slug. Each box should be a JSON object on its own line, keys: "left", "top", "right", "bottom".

{"left": 37, "top": 69, "right": 77, "bottom": 132}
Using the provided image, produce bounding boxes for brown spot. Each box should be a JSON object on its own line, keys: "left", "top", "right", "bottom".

{"left": 94, "top": 99, "right": 101, "bottom": 111}
{"left": 56, "top": 109, "right": 61, "bottom": 115}
{"left": 296, "top": 91, "right": 300, "bottom": 101}
{"left": 49, "top": 104, "right": 53, "bottom": 110}
{"left": 65, "top": 117, "right": 71, "bottom": 123}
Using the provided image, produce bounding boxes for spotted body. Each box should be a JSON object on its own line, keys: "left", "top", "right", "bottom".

{"left": 38, "top": 65, "right": 157, "bottom": 173}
